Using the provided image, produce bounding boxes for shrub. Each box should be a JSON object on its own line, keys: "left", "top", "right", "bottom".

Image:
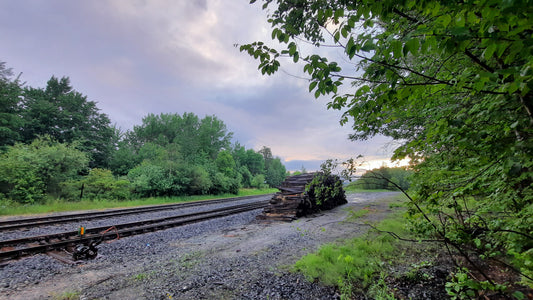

{"left": 0, "top": 137, "right": 88, "bottom": 203}
{"left": 61, "top": 168, "right": 130, "bottom": 201}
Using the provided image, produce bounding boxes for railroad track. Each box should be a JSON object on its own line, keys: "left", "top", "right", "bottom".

{"left": 0, "top": 200, "right": 269, "bottom": 264}
{"left": 0, "top": 194, "right": 271, "bottom": 231}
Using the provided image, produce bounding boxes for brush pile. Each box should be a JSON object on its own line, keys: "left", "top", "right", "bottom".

{"left": 257, "top": 172, "right": 347, "bottom": 222}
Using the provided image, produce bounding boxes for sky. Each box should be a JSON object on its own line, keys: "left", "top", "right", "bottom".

{"left": 0, "top": 0, "right": 406, "bottom": 171}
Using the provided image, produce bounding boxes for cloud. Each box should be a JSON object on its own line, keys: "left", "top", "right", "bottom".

{"left": 0, "top": 0, "right": 401, "bottom": 171}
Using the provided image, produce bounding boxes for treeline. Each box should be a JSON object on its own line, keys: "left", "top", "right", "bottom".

{"left": 0, "top": 63, "right": 286, "bottom": 203}
{"left": 356, "top": 167, "right": 413, "bottom": 191}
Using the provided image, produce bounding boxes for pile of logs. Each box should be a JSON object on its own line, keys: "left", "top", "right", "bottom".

{"left": 257, "top": 172, "right": 347, "bottom": 222}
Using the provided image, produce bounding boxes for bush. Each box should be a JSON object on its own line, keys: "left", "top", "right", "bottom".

{"left": 251, "top": 174, "right": 266, "bottom": 189}
{"left": 61, "top": 168, "right": 130, "bottom": 201}
{"left": 128, "top": 163, "right": 176, "bottom": 197}
{"left": 0, "top": 137, "right": 88, "bottom": 203}
{"left": 210, "top": 172, "right": 240, "bottom": 195}
{"left": 188, "top": 165, "right": 212, "bottom": 195}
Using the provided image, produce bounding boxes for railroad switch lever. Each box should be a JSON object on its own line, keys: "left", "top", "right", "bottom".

{"left": 72, "top": 226, "right": 119, "bottom": 261}
{"left": 72, "top": 240, "right": 100, "bottom": 260}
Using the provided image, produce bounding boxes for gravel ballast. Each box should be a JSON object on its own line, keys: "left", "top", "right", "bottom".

{"left": 0, "top": 192, "right": 400, "bottom": 300}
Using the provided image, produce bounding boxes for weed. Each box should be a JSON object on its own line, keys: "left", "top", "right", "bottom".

{"left": 294, "top": 206, "right": 412, "bottom": 298}
{"left": 367, "top": 272, "right": 395, "bottom": 300}
{"left": 132, "top": 273, "right": 148, "bottom": 281}
{"left": 52, "top": 290, "right": 80, "bottom": 300}
{"left": 388, "top": 201, "right": 405, "bottom": 209}
{"left": 292, "top": 225, "right": 309, "bottom": 237}
{"left": 346, "top": 207, "right": 371, "bottom": 221}
{"left": 445, "top": 268, "right": 508, "bottom": 299}
{"left": 179, "top": 251, "right": 203, "bottom": 269}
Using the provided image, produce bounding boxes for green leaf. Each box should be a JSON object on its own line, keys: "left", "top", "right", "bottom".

{"left": 437, "top": 14, "right": 452, "bottom": 27}
{"left": 334, "top": 9, "right": 344, "bottom": 20}
{"left": 293, "top": 51, "right": 299, "bottom": 63}
{"left": 406, "top": 38, "right": 419, "bottom": 56}
{"left": 392, "top": 40, "right": 403, "bottom": 58}
{"left": 483, "top": 43, "right": 497, "bottom": 60}
{"left": 309, "top": 81, "right": 318, "bottom": 92}
{"left": 271, "top": 28, "right": 278, "bottom": 40}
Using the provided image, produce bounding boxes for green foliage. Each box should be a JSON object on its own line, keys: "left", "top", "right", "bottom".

{"left": 245, "top": 0, "right": 533, "bottom": 293}
{"left": 187, "top": 165, "right": 212, "bottom": 195}
{"left": 445, "top": 268, "right": 507, "bottom": 300}
{"left": 0, "top": 62, "right": 24, "bottom": 149}
{"left": 305, "top": 159, "right": 346, "bottom": 207}
{"left": 51, "top": 290, "right": 80, "bottom": 300}
{"left": 215, "top": 150, "right": 237, "bottom": 177}
{"left": 21, "top": 76, "right": 113, "bottom": 168}
{"left": 128, "top": 162, "right": 183, "bottom": 197}
{"left": 294, "top": 209, "right": 408, "bottom": 297}
{"left": 61, "top": 168, "right": 130, "bottom": 201}
{"left": 264, "top": 157, "right": 287, "bottom": 187}
{"left": 238, "top": 165, "right": 253, "bottom": 188}
{"left": 0, "top": 137, "right": 88, "bottom": 203}
{"left": 243, "top": 148, "right": 265, "bottom": 175}
{"left": 210, "top": 171, "right": 240, "bottom": 195}
{"left": 0, "top": 61, "right": 288, "bottom": 202}
{"left": 131, "top": 112, "right": 232, "bottom": 161}
{"left": 357, "top": 167, "right": 413, "bottom": 191}
{"left": 250, "top": 173, "right": 268, "bottom": 189}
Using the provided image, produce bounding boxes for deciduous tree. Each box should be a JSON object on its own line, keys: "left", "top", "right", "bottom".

{"left": 21, "top": 76, "right": 113, "bottom": 168}
{"left": 243, "top": 0, "right": 533, "bottom": 294}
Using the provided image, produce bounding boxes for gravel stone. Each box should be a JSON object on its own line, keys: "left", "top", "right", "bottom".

{"left": 0, "top": 192, "right": 399, "bottom": 300}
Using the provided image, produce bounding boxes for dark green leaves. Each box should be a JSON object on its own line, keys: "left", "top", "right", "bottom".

{"left": 244, "top": 0, "right": 533, "bottom": 292}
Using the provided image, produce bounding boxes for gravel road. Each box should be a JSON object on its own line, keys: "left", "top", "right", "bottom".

{"left": 0, "top": 192, "right": 400, "bottom": 300}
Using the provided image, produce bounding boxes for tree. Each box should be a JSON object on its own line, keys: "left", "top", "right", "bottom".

{"left": 243, "top": 0, "right": 532, "bottom": 294}
{"left": 21, "top": 76, "right": 113, "bottom": 168}
{"left": 258, "top": 146, "right": 273, "bottom": 169}
{"left": 216, "top": 150, "right": 237, "bottom": 177}
{"left": 131, "top": 112, "right": 233, "bottom": 161}
{"left": 357, "top": 167, "right": 412, "bottom": 191}
{"left": 0, "top": 62, "right": 24, "bottom": 149}
{"left": 108, "top": 139, "right": 140, "bottom": 176}
{"left": 244, "top": 149, "right": 265, "bottom": 175}
{"left": 198, "top": 115, "right": 233, "bottom": 159}
{"left": 265, "top": 157, "right": 287, "bottom": 187}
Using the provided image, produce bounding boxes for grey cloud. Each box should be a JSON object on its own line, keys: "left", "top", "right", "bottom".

{"left": 0, "top": 0, "right": 398, "bottom": 167}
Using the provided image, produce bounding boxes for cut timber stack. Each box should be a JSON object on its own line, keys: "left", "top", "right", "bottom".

{"left": 257, "top": 172, "right": 347, "bottom": 222}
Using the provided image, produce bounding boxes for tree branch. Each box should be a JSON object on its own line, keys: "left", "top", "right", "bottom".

{"left": 464, "top": 49, "right": 495, "bottom": 73}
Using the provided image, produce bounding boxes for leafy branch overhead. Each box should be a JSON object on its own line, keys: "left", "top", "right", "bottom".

{"left": 243, "top": 0, "right": 532, "bottom": 297}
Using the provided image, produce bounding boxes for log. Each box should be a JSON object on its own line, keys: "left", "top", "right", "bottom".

{"left": 257, "top": 172, "right": 347, "bottom": 222}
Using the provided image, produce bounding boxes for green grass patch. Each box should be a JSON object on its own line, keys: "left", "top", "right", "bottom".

{"left": 294, "top": 202, "right": 414, "bottom": 298}
{"left": 344, "top": 181, "right": 394, "bottom": 193}
{"left": 344, "top": 206, "right": 371, "bottom": 221}
{"left": 0, "top": 188, "right": 277, "bottom": 217}
{"left": 51, "top": 290, "right": 80, "bottom": 300}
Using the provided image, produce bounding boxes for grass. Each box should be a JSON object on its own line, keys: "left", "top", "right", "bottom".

{"left": 343, "top": 182, "right": 394, "bottom": 193}
{"left": 51, "top": 290, "right": 80, "bottom": 300}
{"left": 0, "top": 188, "right": 277, "bottom": 217}
{"left": 293, "top": 196, "right": 420, "bottom": 298}
{"left": 344, "top": 206, "right": 371, "bottom": 221}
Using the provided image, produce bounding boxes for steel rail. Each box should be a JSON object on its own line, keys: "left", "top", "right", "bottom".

{"left": 0, "top": 201, "right": 268, "bottom": 263}
{"left": 0, "top": 194, "right": 271, "bottom": 231}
